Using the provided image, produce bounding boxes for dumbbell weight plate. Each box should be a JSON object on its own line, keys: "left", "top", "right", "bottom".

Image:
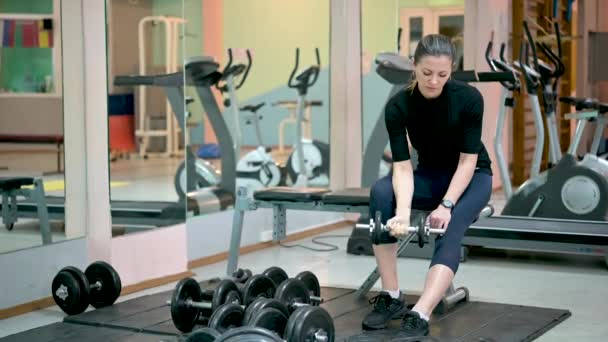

{"left": 294, "top": 271, "right": 321, "bottom": 306}
{"left": 84, "top": 261, "right": 122, "bottom": 309}
{"left": 262, "top": 266, "right": 289, "bottom": 288}
{"left": 207, "top": 303, "right": 245, "bottom": 334}
{"left": 171, "top": 278, "right": 203, "bottom": 333}
{"left": 185, "top": 327, "right": 221, "bottom": 342}
{"left": 51, "top": 266, "right": 90, "bottom": 315}
{"left": 417, "top": 214, "right": 426, "bottom": 248}
{"left": 232, "top": 268, "right": 253, "bottom": 284}
{"left": 248, "top": 307, "right": 289, "bottom": 338}
{"left": 284, "top": 306, "right": 335, "bottom": 342}
{"left": 372, "top": 211, "right": 383, "bottom": 244}
{"left": 241, "top": 274, "right": 276, "bottom": 306}
{"left": 215, "top": 326, "right": 282, "bottom": 342}
{"left": 211, "top": 279, "right": 242, "bottom": 312}
{"left": 282, "top": 304, "right": 308, "bottom": 341}
{"left": 274, "top": 278, "right": 311, "bottom": 314}
{"left": 243, "top": 298, "right": 290, "bottom": 326}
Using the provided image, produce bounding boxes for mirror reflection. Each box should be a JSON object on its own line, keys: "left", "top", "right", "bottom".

{"left": 184, "top": 0, "right": 331, "bottom": 218}
{"left": 106, "top": 0, "right": 186, "bottom": 235}
{"left": 0, "top": 0, "right": 69, "bottom": 253}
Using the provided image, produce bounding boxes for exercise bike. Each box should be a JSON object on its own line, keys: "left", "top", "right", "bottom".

{"left": 494, "top": 21, "right": 608, "bottom": 221}
{"left": 283, "top": 48, "right": 330, "bottom": 187}
{"left": 217, "top": 49, "right": 285, "bottom": 191}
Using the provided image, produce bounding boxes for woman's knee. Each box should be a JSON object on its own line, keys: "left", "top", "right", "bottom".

{"left": 369, "top": 175, "right": 398, "bottom": 245}
{"left": 431, "top": 237, "right": 462, "bottom": 273}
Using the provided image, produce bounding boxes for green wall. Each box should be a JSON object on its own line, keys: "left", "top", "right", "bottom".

{"left": 0, "top": 0, "right": 53, "bottom": 93}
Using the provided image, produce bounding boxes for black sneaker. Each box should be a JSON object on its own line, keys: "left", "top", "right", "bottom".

{"left": 362, "top": 292, "right": 407, "bottom": 330}
{"left": 393, "top": 311, "right": 430, "bottom": 340}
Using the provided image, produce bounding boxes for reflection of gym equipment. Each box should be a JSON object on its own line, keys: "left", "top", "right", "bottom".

{"left": 217, "top": 49, "right": 285, "bottom": 191}
{"left": 559, "top": 97, "right": 608, "bottom": 159}
{"left": 51, "top": 261, "right": 122, "bottom": 315}
{"left": 284, "top": 48, "right": 330, "bottom": 187}
{"left": 118, "top": 56, "right": 241, "bottom": 215}
{"left": 0, "top": 177, "right": 51, "bottom": 244}
{"left": 274, "top": 100, "right": 318, "bottom": 154}
{"left": 135, "top": 16, "right": 185, "bottom": 159}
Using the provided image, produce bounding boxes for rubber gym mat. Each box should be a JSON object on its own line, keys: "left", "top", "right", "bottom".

{"left": 63, "top": 283, "right": 355, "bottom": 336}
{"left": 334, "top": 299, "right": 571, "bottom": 342}
{"left": 0, "top": 322, "right": 176, "bottom": 342}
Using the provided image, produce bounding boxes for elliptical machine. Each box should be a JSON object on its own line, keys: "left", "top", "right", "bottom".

{"left": 497, "top": 21, "right": 608, "bottom": 221}
{"left": 284, "top": 48, "right": 330, "bottom": 187}
{"left": 216, "top": 49, "right": 285, "bottom": 191}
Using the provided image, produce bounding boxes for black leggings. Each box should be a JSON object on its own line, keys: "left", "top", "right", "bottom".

{"left": 369, "top": 167, "right": 492, "bottom": 273}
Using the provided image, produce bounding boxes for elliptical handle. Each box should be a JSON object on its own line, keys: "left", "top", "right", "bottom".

{"left": 287, "top": 48, "right": 300, "bottom": 89}
{"left": 308, "top": 47, "right": 321, "bottom": 87}
{"left": 235, "top": 49, "right": 252, "bottom": 90}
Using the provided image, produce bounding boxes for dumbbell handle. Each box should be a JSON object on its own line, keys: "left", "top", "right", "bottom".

{"left": 355, "top": 221, "right": 445, "bottom": 235}
{"left": 311, "top": 295, "right": 323, "bottom": 304}
{"left": 90, "top": 281, "right": 102, "bottom": 290}
{"left": 166, "top": 299, "right": 213, "bottom": 310}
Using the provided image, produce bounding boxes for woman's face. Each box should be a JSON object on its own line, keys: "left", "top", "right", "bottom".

{"left": 414, "top": 55, "right": 452, "bottom": 99}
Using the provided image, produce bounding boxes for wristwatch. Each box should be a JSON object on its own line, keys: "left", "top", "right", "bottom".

{"left": 440, "top": 199, "right": 454, "bottom": 210}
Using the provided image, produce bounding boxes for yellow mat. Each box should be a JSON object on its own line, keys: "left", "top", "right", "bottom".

{"left": 24, "top": 180, "right": 130, "bottom": 192}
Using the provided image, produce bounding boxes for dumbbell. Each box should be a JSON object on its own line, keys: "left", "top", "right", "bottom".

{"left": 51, "top": 261, "right": 122, "bottom": 315}
{"left": 358, "top": 211, "right": 446, "bottom": 247}
{"left": 185, "top": 305, "right": 335, "bottom": 342}
{"left": 169, "top": 273, "right": 276, "bottom": 333}
{"left": 262, "top": 267, "right": 323, "bottom": 306}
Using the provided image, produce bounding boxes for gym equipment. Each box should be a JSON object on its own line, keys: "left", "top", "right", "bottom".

{"left": 557, "top": 96, "right": 608, "bottom": 160}
{"left": 198, "top": 306, "right": 335, "bottom": 342}
{"left": 284, "top": 48, "right": 330, "bottom": 187}
{"left": 228, "top": 186, "right": 477, "bottom": 313}
{"left": 217, "top": 49, "right": 284, "bottom": 191}
{"left": 0, "top": 177, "right": 51, "bottom": 244}
{"left": 116, "top": 56, "right": 239, "bottom": 216}
{"left": 361, "top": 211, "right": 446, "bottom": 247}
{"left": 242, "top": 297, "right": 290, "bottom": 327}
{"left": 260, "top": 267, "right": 321, "bottom": 306}
{"left": 51, "top": 261, "right": 122, "bottom": 315}
{"left": 498, "top": 21, "right": 608, "bottom": 221}
{"left": 169, "top": 274, "right": 276, "bottom": 332}
{"left": 136, "top": 16, "right": 185, "bottom": 159}
{"left": 273, "top": 278, "right": 324, "bottom": 313}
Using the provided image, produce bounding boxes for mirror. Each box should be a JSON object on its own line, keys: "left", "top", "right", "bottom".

{"left": 106, "top": 0, "right": 186, "bottom": 236}
{"left": 184, "top": 0, "right": 331, "bottom": 219}
{"left": 0, "top": 0, "right": 70, "bottom": 253}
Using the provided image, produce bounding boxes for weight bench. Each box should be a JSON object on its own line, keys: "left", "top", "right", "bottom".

{"left": 229, "top": 186, "right": 479, "bottom": 312}
{"left": 0, "top": 177, "right": 52, "bottom": 244}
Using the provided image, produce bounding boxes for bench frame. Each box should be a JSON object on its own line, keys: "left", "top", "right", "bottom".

{"left": 1, "top": 177, "right": 52, "bottom": 244}
{"left": 228, "top": 186, "right": 468, "bottom": 309}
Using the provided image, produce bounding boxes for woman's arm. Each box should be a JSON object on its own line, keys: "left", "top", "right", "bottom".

{"left": 442, "top": 153, "right": 478, "bottom": 205}
{"left": 392, "top": 160, "right": 415, "bottom": 218}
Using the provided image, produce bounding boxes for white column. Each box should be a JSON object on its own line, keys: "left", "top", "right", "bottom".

{"left": 330, "top": 0, "right": 362, "bottom": 190}
{"left": 61, "top": 0, "right": 86, "bottom": 240}
{"left": 82, "top": 0, "right": 112, "bottom": 263}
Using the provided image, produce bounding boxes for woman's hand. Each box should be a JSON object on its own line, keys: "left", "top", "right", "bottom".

{"left": 387, "top": 215, "right": 410, "bottom": 237}
{"left": 428, "top": 206, "right": 452, "bottom": 230}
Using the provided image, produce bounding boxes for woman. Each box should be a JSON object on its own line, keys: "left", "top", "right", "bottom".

{"left": 362, "top": 34, "right": 493, "bottom": 339}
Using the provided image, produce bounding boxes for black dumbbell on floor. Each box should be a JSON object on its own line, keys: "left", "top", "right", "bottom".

{"left": 185, "top": 305, "right": 335, "bottom": 342}
{"left": 169, "top": 273, "right": 276, "bottom": 333}
{"left": 51, "top": 261, "right": 122, "bottom": 315}
{"left": 262, "top": 267, "right": 323, "bottom": 307}
{"left": 358, "top": 211, "right": 446, "bottom": 246}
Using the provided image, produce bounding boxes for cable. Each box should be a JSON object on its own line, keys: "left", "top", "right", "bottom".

{"left": 278, "top": 234, "right": 351, "bottom": 252}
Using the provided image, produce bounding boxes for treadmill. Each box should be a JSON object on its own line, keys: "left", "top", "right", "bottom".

{"left": 4, "top": 56, "right": 236, "bottom": 230}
